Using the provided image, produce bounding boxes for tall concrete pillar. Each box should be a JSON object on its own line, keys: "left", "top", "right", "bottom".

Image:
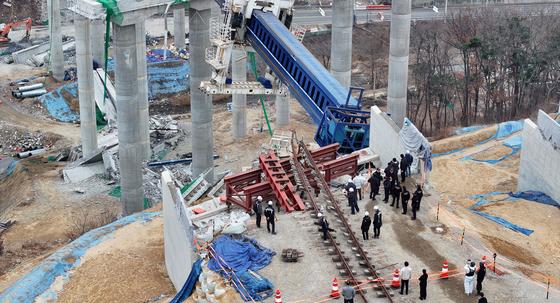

{"left": 91, "top": 19, "right": 106, "bottom": 66}
{"left": 190, "top": 8, "right": 214, "bottom": 182}
{"left": 48, "top": 0, "right": 64, "bottom": 80}
{"left": 276, "top": 91, "right": 290, "bottom": 128}
{"left": 387, "top": 0, "right": 412, "bottom": 128}
{"left": 231, "top": 48, "right": 247, "bottom": 139}
{"left": 330, "top": 0, "right": 353, "bottom": 88}
{"left": 136, "top": 21, "right": 151, "bottom": 161}
{"left": 75, "top": 16, "right": 97, "bottom": 157}
{"left": 114, "top": 23, "right": 144, "bottom": 215}
{"left": 173, "top": 8, "right": 186, "bottom": 49}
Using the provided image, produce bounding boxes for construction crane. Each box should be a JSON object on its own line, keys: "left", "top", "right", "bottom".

{"left": 0, "top": 18, "right": 33, "bottom": 43}
{"left": 202, "top": 0, "right": 370, "bottom": 154}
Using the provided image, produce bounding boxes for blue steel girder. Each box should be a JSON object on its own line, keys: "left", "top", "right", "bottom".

{"left": 315, "top": 107, "right": 370, "bottom": 154}
{"left": 246, "top": 10, "right": 361, "bottom": 125}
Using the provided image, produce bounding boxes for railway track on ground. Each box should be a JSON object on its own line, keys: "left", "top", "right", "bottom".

{"left": 290, "top": 136, "right": 393, "bottom": 303}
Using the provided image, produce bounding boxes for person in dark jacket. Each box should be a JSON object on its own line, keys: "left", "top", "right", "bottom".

{"left": 401, "top": 186, "right": 410, "bottom": 215}
{"left": 405, "top": 151, "right": 414, "bottom": 176}
{"left": 411, "top": 194, "right": 418, "bottom": 220}
{"left": 361, "top": 211, "right": 372, "bottom": 240}
{"left": 368, "top": 169, "right": 382, "bottom": 199}
{"left": 478, "top": 292, "right": 488, "bottom": 303}
{"left": 372, "top": 207, "right": 382, "bottom": 238}
{"left": 476, "top": 261, "right": 486, "bottom": 295}
{"left": 400, "top": 154, "right": 408, "bottom": 182}
{"left": 318, "top": 212, "right": 329, "bottom": 240}
{"left": 347, "top": 187, "right": 359, "bottom": 214}
{"left": 419, "top": 268, "right": 428, "bottom": 300}
{"left": 264, "top": 201, "right": 276, "bottom": 234}
{"left": 383, "top": 176, "right": 392, "bottom": 203}
{"left": 413, "top": 185, "right": 424, "bottom": 211}
{"left": 391, "top": 182, "right": 402, "bottom": 208}
{"left": 252, "top": 196, "right": 263, "bottom": 228}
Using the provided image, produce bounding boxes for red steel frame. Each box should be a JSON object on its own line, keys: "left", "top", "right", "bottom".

{"left": 259, "top": 150, "right": 305, "bottom": 212}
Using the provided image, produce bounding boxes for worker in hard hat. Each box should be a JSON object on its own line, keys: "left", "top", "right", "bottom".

{"left": 318, "top": 212, "right": 329, "bottom": 240}
{"left": 252, "top": 196, "right": 263, "bottom": 228}
{"left": 347, "top": 187, "right": 359, "bottom": 215}
{"left": 361, "top": 211, "right": 372, "bottom": 240}
{"left": 264, "top": 201, "right": 276, "bottom": 234}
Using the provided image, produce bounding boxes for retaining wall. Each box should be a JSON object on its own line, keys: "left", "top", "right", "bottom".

{"left": 518, "top": 111, "right": 560, "bottom": 203}
{"left": 369, "top": 106, "right": 406, "bottom": 167}
{"left": 162, "top": 171, "right": 195, "bottom": 291}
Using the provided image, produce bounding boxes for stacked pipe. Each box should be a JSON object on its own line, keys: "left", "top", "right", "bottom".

{"left": 12, "top": 83, "right": 47, "bottom": 99}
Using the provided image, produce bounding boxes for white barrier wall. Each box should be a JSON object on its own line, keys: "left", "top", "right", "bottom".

{"left": 162, "top": 171, "right": 195, "bottom": 291}
{"left": 369, "top": 106, "right": 407, "bottom": 167}
{"left": 518, "top": 112, "right": 560, "bottom": 203}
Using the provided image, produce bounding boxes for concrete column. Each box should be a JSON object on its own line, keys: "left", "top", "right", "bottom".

{"left": 48, "top": 0, "right": 64, "bottom": 80}
{"left": 387, "top": 0, "right": 412, "bottom": 128}
{"left": 91, "top": 19, "right": 106, "bottom": 66}
{"left": 276, "top": 91, "right": 290, "bottom": 128}
{"left": 330, "top": 0, "right": 353, "bottom": 88}
{"left": 114, "top": 23, "right": 144, "bottom": 215}
{"left": 75, "top": 16, "right": 97, "bottom": 157}
{"left": 136, "top": 21, "right": 151, "bottom": 161}
{"left": 173, "top": 8, "right": 186, "bottom": 49}
{"left": 231, "top": 48, "right": 247, "bottom": 139}
{"left": 190, "top": 8, "right": 214, "bottom": 182}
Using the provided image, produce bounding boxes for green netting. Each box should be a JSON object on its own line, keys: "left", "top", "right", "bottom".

{"left": 96, "top": 104, "right": 107, "bottom": 130}
{"left": 180, "top": 178, "right": 197, "bottom": 195}
{"left": 173, "top": 0, "right": 190, "bottom": 8}
{"left": 96, "top": 0, "right": 122, "bottom": 104}
{"left": 47, "top": 156, "right": 57, "bottom": 162}
{"left": 247, "top": 52, "right": 273, "bottom": 136}
{"left": 108, "top": 186, "right": 150, "bottom": 209}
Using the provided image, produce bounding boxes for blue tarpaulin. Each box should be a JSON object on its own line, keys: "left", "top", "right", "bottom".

{"left": 0, "top": 212, "right": 160, "bottom": 303}
{"left": 38, "top": 82, "right": 80, "bottom": 122}
{"left": 469, "top": 191, "right": 559, "bottom": 235}
{"left": 496, "top": 120, "right": 524, "bottom": 138}
{"left": 170, "top": 259, "right": 203, "bottom": 303}
{"left": 208, "top": 235, "right": 275, "bottom": 301}
{"left": 0, "top": 158, "right": 18, "bottom": 180}
{"left": 454, "top": 125, "right": 486, "bottom": 136}
{"left": 461, "top": 135, "right": 523, "bottom": 164}
{"left": 147, "top": 60, "right": 190, "bottom": 99}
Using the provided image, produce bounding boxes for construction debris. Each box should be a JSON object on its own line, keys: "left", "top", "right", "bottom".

{"left": 281, "top": 249, "right": 304, "bottom": 262}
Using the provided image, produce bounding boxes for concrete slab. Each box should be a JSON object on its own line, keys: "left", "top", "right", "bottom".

{"left": 12, "top": 41, "right": 51, "bottom": 65}
{"left": 72, "top": 0, "right": 182, "bottom": 25}
{"left": 63, "top": 162, "right": 105, "bottom": 183}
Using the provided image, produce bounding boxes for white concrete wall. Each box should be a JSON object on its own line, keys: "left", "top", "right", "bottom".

{"left": 369, "top": 106, "right": 407, "bottom": 167}
{"left": 518, "top": 115, "right": 560, "bottom": 203}
{"left": 162, "top": 171, "right": 195, "bottom": 291}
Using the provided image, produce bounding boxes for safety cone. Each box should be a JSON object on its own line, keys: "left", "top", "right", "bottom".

{"left": 440, "top": 260, "right": 449, "bottom": 279}
{"left": 391, "top": 268, "right": 401, "bottom": 288}
{"left": 330, "top": 278, "right": 341, "bottom": 298}
{"left": 274, "top": 289, "right": 283, "bottom": 303}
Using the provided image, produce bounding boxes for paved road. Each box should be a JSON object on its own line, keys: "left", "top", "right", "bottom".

{"left": 293, "top": 3, "right": 560, "bottom": 25}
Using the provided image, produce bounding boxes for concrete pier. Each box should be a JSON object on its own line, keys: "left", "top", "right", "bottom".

{"left": 276, "top": 90, "right": 290, "bottom": 128}
{"left": 330, "top": 0, "right": 353, "bottom": 88}
{"left": 75, "top": 16, "right": 97, "bottom": 157}
{"left": 190, "top": 8, "right": 214, "bottom": 182}
{"left": 136, "top": 21, "right": 151, "bottom": 161}
{"left": 231, "top": 48, "right": 247, "bottom": 139}
{"left": 91, "top": 19, "right": 106, "bottom": 66}
{"left": 48, "top": 0, "right": 64, "bottom": 80}
{"left": 173, "top": 8, "right": 186, "bottom": 49}
{"left": 114, "top": 23, "right": 144, "bottom": 215}
{"left": 387, "top": 0, "right": 412, "bottom": 127}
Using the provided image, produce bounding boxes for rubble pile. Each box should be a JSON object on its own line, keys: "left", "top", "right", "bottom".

{"left": 150, "top": 115, "right": 188, "bottom": 160}
{"left": 0, "top": 124, "right": 52, "bottom": 153}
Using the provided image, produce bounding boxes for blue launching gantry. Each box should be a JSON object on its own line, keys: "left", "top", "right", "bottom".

{"left": 202, "top": 0, "right": 370, "bottom": 153}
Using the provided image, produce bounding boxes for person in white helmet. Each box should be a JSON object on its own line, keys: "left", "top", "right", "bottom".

{"left": 373, "top": 206, "right": 382, "bottom": 238}
{"left": 252, "top": 196, "right": 263, "bottom": 228}
{"left": 361, "top": 211, "right": 372, "bottom": 240}
{"left": 264, "top": 201, "right": 276, "bottom": 234}
{"left": 318, "top": 212, "right": 329, "bottom": 240}
{"left": 347, "top": 187, "right": 359, "bottom": 214}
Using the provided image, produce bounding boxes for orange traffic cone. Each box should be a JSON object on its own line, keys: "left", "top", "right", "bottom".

{"left": 440, "top": 260, "right": 449, "bottom": 279}
{"left": 391, "top": 269, "right": 401, "bottom": 288}
{"left": 330, "top": 278, "right": 341, "bottom": 298}
{"left": 274, "top": 289, "right": 283, "bottom": 303}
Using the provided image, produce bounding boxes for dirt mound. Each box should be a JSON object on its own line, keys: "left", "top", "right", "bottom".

{"left": 431, "top": 125, "right": 497, "bottom": 155}
{"left": 470, "top": 145, "right": 513, "bottom": 162}
{"left": 0, "top": 0, "right": 45, "bottom": 23}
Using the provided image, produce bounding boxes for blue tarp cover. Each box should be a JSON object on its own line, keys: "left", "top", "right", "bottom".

{"left": 0, "top": 212, "right": 160, "bottom": 303}
{"left": 461, "top": 135, "right": 523, "bottom": 164}
{"left": 496, "top": 120, "right": 524, "bottom": 138}
{"left": 469, "top": 191, "right": 559, "bottom": 235}
{"left": 208, "top": 235, "right": 275, "bottom": 301}
{"left": 454, "top": 125, "right": 486, "bottom": 136}
{"left": 170, "top": 259, "right": 203, "bottom": 303}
